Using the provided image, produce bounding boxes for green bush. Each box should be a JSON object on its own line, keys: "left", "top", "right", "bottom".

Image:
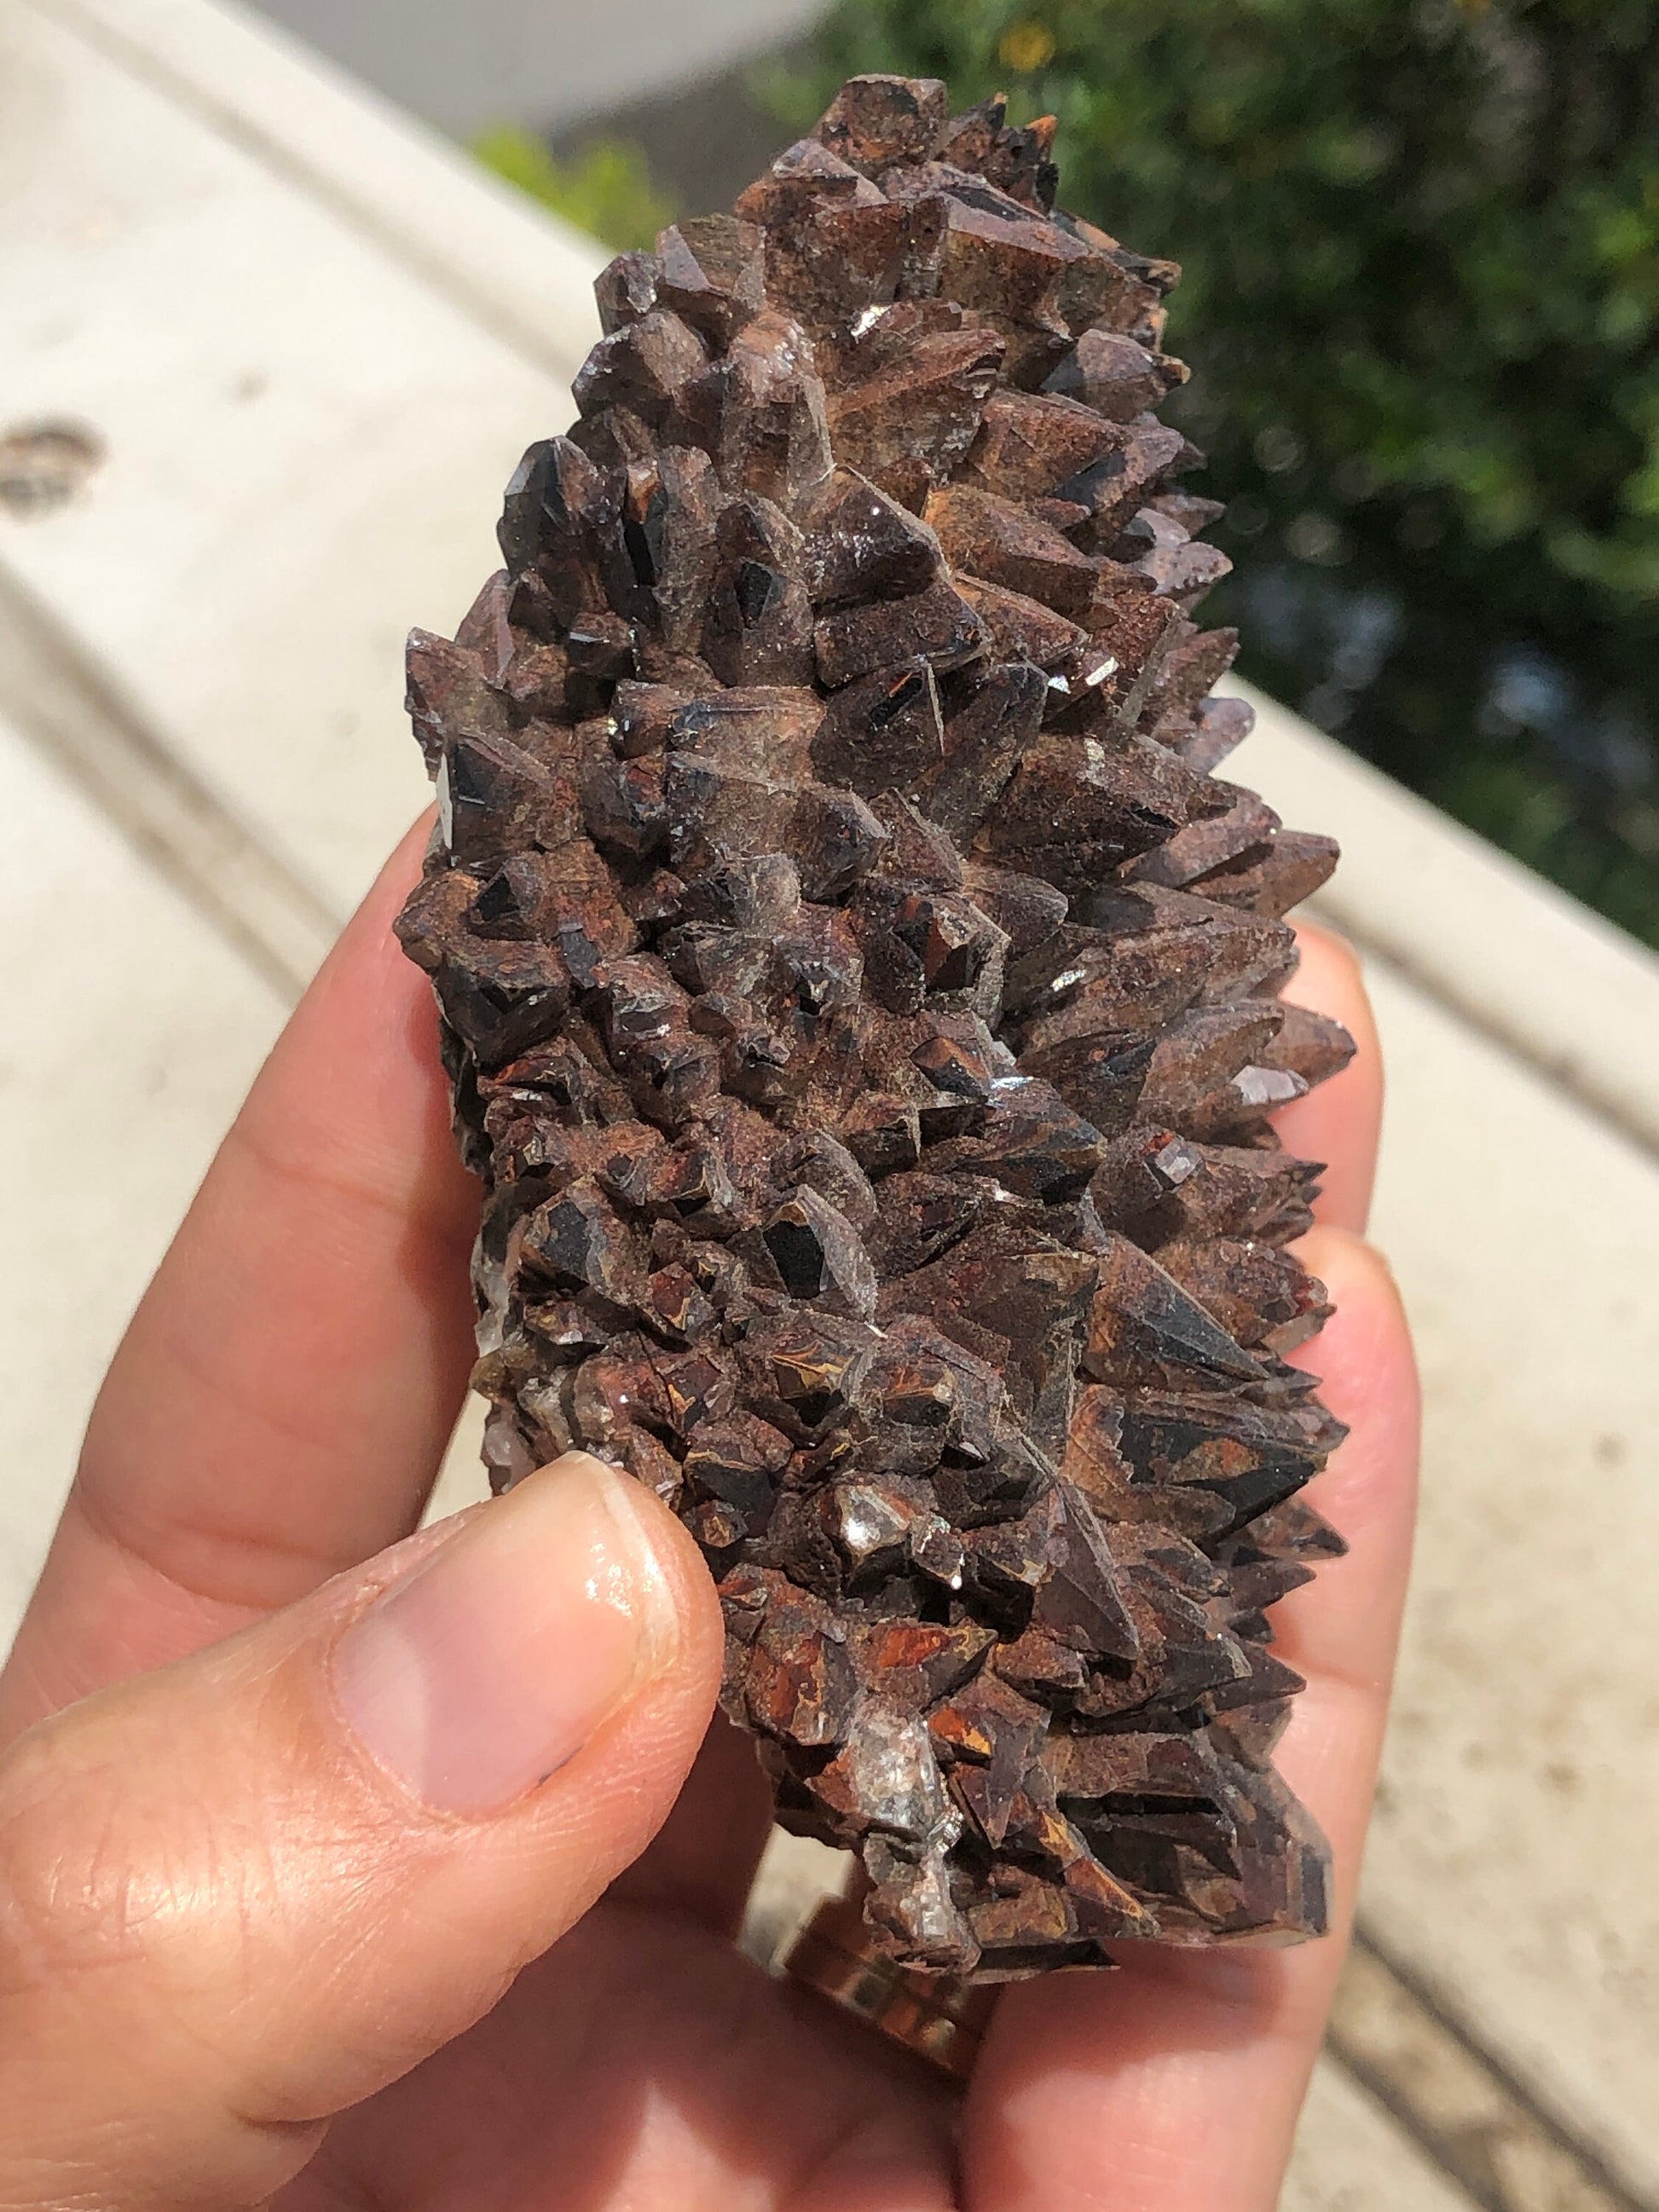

{"left": 780, "top": 0, "right": 1659, "bottom": 944}
{"left": 474, "top": 128, "right": 674, "bottom": 251}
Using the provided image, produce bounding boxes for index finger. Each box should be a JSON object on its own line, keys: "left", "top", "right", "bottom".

{"left": 0, "top": 821, "right": 480, "bottom": 1740}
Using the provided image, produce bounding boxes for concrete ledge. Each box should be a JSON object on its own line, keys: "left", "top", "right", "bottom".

{"left": 28, "top": 0, "right": 608, "bottom": 380}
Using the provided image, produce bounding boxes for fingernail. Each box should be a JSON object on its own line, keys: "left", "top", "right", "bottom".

{"left": 332, "top": 1454, "right": 677, "bottom": 1816}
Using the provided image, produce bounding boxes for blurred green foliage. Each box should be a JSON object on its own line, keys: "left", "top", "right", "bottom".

{"left": 782, "top": 0, "right": 1659, "bottom": 944}
{"left": 473, "top": 128, "right": 674, "bottom": 251}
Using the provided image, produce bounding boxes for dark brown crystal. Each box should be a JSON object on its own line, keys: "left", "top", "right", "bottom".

{"left": 399, "top": 74, "right": 1352, "bottom": 1983}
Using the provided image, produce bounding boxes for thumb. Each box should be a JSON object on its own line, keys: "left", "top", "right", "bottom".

{"left": 0, "top": 1452, "right": 723, "bottom": 2210}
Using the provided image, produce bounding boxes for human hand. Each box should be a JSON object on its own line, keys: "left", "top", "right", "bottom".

{"left": 0, "top": 823, "right": 1416, "bottom": 2212}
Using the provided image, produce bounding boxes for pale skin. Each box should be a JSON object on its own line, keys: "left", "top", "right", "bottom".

{"left": 0, "top": 821, "right": 1415, "bottom": 2211}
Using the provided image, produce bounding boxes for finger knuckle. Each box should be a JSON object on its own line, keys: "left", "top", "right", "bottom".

{"left": 0, "top": 1720, "right": 214, "bottom": 1999}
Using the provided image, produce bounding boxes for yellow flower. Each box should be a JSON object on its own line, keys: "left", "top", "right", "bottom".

{"left": 998, "top": 20, "right": 1058, "bottom": 72}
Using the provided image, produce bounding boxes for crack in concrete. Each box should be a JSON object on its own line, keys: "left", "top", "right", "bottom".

{"left": 1332, "top": 1928, "right": 1656, "bottom": 2212}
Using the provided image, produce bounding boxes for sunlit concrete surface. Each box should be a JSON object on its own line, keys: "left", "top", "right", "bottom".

{"left": 4, "top": 6, "right": 1657, "bottom": 2206}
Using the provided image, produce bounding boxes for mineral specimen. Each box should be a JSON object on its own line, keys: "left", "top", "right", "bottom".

{"left": 399, "top": 75, "right": 1353, "bottom": 1981}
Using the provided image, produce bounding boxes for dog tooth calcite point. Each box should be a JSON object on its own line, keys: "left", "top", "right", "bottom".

{"left": 399, "top": 76, "right": 1352, "bottom": 1981}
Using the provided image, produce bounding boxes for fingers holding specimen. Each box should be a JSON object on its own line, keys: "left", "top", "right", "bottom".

{"left": 0, "top": 1455, "right": 722, "bottom": 2212}
{"left": 962, "top": 1228, "right": 1418, "bottom": 2212}
{"left": 88, "top": 813, "right": 481, "bottom": 1601}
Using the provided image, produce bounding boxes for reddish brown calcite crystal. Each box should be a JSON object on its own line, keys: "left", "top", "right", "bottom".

{"left": 398, "top": 75, "right": 1352, "bottom": 1982}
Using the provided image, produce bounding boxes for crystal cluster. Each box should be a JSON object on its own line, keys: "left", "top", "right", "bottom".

{"left": 399, "top": 75, "right": 1352, "bottom": 1979}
